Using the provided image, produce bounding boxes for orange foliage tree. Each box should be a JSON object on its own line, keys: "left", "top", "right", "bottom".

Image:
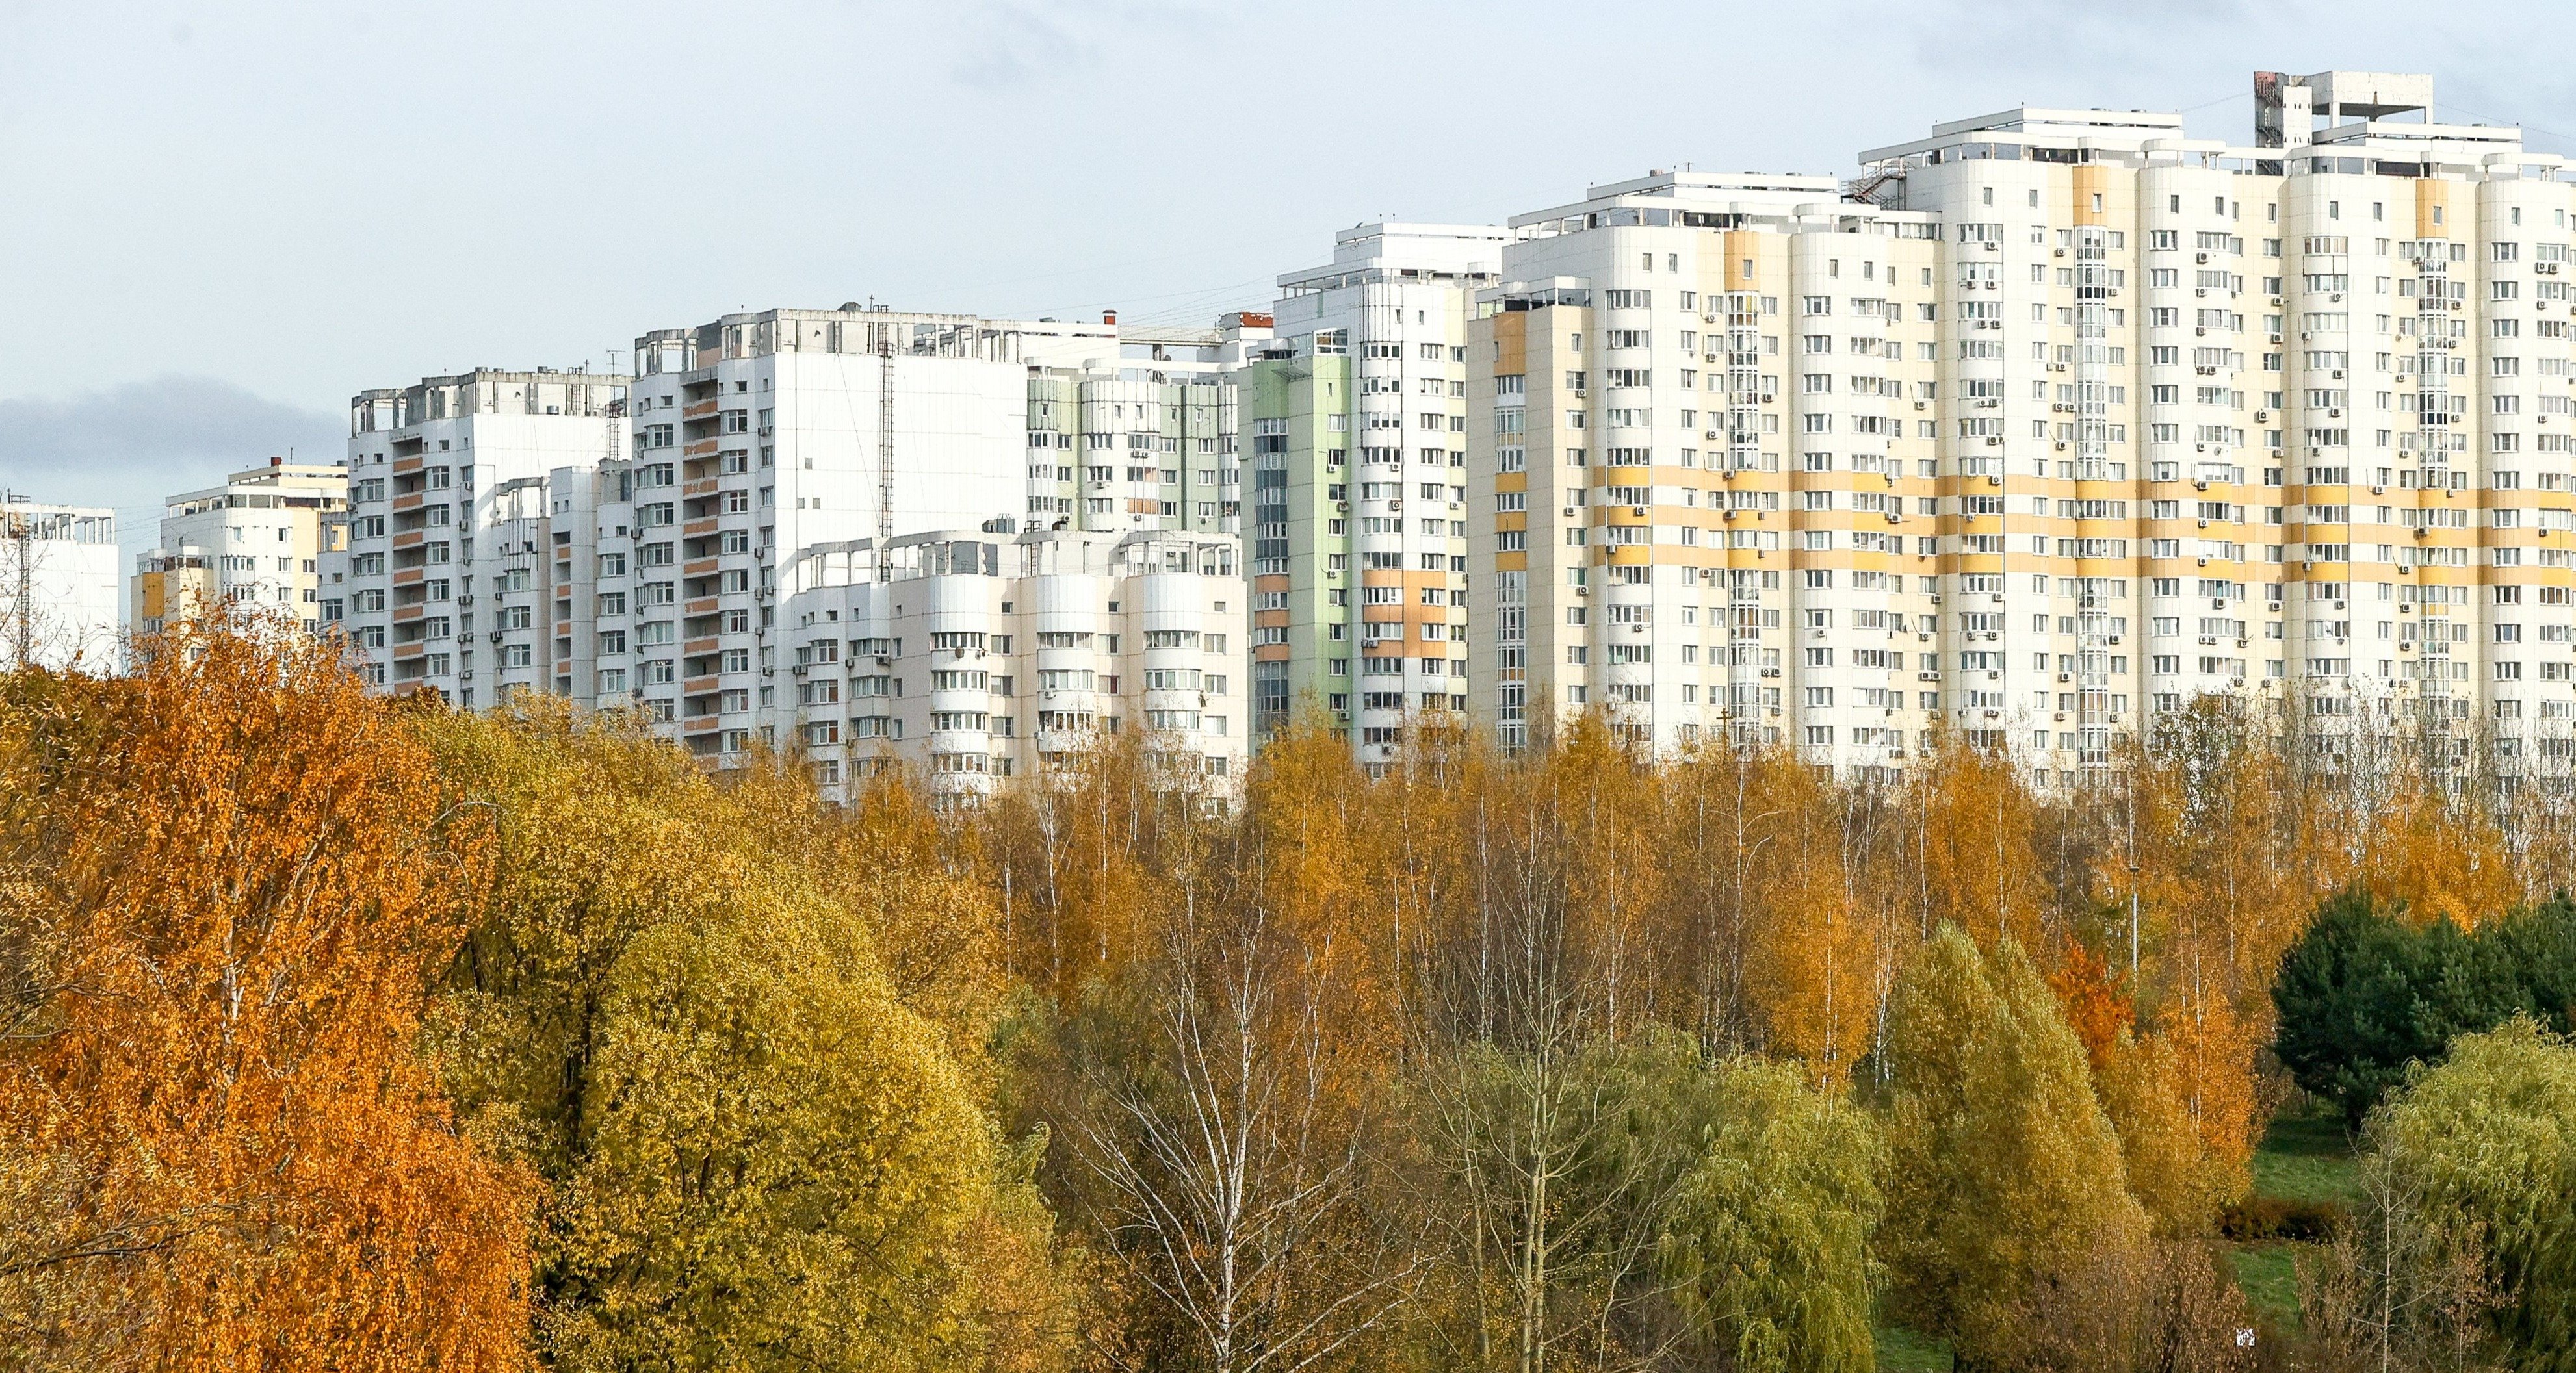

{"left": 0, "top": 623, "right": 532, "bottom": 1369}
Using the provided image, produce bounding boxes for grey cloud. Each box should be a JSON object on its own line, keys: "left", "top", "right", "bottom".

{"left": 0, "top": 375, "right": 342, "bottom": 519}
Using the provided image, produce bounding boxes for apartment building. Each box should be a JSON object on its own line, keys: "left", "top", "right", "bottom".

{"left": 775, "top": 526, "right": 1247, "bottom": 804}
{"left": 619, "top": 307, "right": 1121, "bottom": 759}
{"left": 1467, "top": 171, "right": 1940, "bottom": 760}
{"left": 1237, "top": 223, "right": 1510, "bottom": 765}
{"left": 328, "top": 309, "right": 1256, "bottom": 790}
{"left": 130, "top": 548, "right": 215, "bottom": 640}
{"left": 1469, "top": 70, "right": 2576, "bottom": 779}
{"left": 137, "top": 457, "right": 346, "bottom": 635}
{"left": 0, "top": 496, "right": 119, "bottom": 671}
{"left": 325, "top": 367, "right": 629, "bottom": 703}
{"left": 1020, "top": 313, "right": 1266, "bottom": 540}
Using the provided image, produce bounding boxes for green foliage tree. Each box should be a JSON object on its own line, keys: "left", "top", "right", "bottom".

{"left": 1411, "top": 1027, "right": 1727, "bottom": 1372}
{"left": 1658, "top": 1058, "right": 1882, "bottom": 1373}
{"left": 1878, "top": 925, "right": 2150, "bottom": 1368}
{"left": 2365, "top": 1017, "right": 2576, "bottom": 1370}
{"left": 2483, "top": 893, "right": 2576, "bottom": 1031}
{"left": 2270, "top": 889, "right": 2540, "bottom": 1125}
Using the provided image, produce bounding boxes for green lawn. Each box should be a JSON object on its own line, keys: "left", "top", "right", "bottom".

{"left": 2228, "top": 1242, "right": 2302, "bottom": 1328}
{"left": 2224, "top": 1094, "right": 2363, "bottom": 1331}
{"left": 2250, "top": 1099, "right": 2362, "bottom": 1207}
{"left": 1873, "top": 1324, "right": 1953, "bottom": 1372}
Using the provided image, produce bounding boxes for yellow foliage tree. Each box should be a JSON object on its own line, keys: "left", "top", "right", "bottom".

{"left": 423, "top": 703, "right": 1073, "bottom": 1372}
{"left": 1879, "top": 925, "right": 2150, "bottom": 1364}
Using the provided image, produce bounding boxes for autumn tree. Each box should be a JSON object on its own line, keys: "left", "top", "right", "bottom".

{"left": 1657, "top": 1057, "right": 1882, "bottom": 1373}
{"left": 1878, "top": 925, "right": 2150, "bottom": 1367}
{"left": 2356, "top": 1017, "right": 2576, "bottom": 1368}
{"left": 423, "top": 703, "right": 1069, "bottom": 1372}
{"left": 1399, "top": 725, "right": 1721, "bottom": 1373}
{"left": 0, "top": 622, "right": 533, "bottom": 1370}
{"left": 1009, "top": 719, "right": 1431, "bottom": 1373}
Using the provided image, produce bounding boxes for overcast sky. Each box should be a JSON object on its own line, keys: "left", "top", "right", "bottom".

{"left": 8, "top": 0, "right": 2576, "bottom": 545}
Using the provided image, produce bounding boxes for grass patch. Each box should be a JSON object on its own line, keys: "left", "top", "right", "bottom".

{"left": 2228, "top": 1242, "right": 2302, "bottom": 1330}
{"left": 2250, "top": 1097, "right": 2361, "bottom": 1208}
{"left": 2220, "top": 1094, "right": 2359, "bottom": 1331}
{"left": 1874, "top": 1324, "right": 1953, "bottom": 1372}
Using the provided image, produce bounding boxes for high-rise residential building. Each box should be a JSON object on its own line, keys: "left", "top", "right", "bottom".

{"left": 1237, "top": 223, "right": 1510, "bottom": 767}
{"left": 137, "top": 457, "right": 348, "bottom": 636}
{"left": 1019, "top": 314, "right": 1264, "bottom": 541}
{"left": 325, "top": 309, "right": 1258, "bottom": 787}
{"left": 642, "top": 307, "right": 1266, "bottom": 765}
{"left": 1467, "top": 170, "right": 1929, "bottom": 759}
{"left": 324, "top": 367, "right": 631, "bottom": 703}
{"left": 0, "top": 496, "right": 119, "bottom": 671}
{"left": 619, "top": 307, "right": 1125, "bottom": 760}
{"left": 775, "top": 525, "right": 1247, "bottom": 804}
{"left": 1468, "top": 70, "right": 2576, "bottom": 782}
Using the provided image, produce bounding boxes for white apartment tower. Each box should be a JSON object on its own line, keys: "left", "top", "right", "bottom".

{"left": 328, "top": 309, "right": 1255, "bottom": 793}
{"left": 775, "top": 526, "right": 1247, "bottom": 805}
{"left": 326, "top": 368, "right": 630, "bottom": 704}
{"left": 1021, "top": 313, "right": 1266, "bottom": 543}
{"left": 1471, "top": 71, "right": 2576, "bottom": 780}
{"left": 138, "top": 458, "right": 348, "bottom": 635}
{"left": 620, "top": 307, "right": 1118, "bottom": 759}
{"left": 0, "top": 496, "right": 119, "bottom": 672}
